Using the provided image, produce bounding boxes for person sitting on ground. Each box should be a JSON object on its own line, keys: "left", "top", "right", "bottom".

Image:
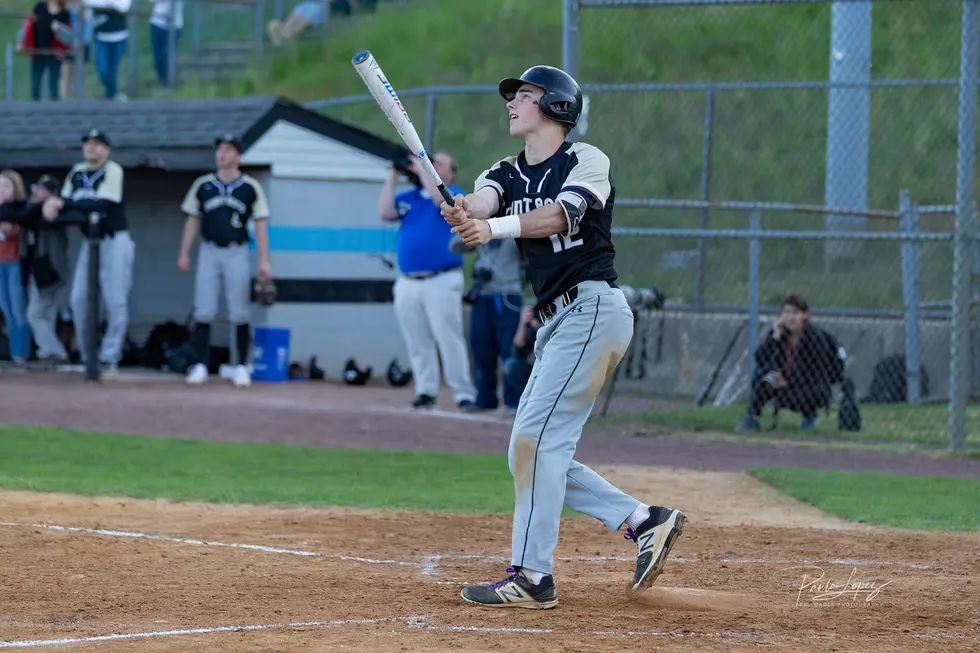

{"left": 735, "top": 293, "right": 846, "bottom": 432}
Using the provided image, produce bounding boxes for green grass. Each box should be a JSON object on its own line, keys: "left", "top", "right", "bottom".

{"left": 0, "top": 426, "right": 519, "bottom": 514}
{"left": 749, "top": 467, "right": 980, "bottom": 531}
{"left": 616, "top": 402, "right": 980, "bottom": 450}
{"left": 176, "top": 0, "right": 965, "bottom": 310}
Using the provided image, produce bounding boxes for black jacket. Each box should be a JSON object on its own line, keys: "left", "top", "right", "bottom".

{"left": 754, "top": 323, "right": 845, "bottom": 399}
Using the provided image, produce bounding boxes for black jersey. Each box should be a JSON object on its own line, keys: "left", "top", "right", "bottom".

{"left": 181, "top": 173, "right": 270, "bottom": 246}
{"left": 475, "top": 141, "right": 617, "bottom": 308}
{"left": 61, "top": 160, "right": 128, "bottom": 236}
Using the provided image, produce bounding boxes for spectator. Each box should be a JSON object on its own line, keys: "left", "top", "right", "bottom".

{"left": 0, "top": 170, "right": 32, "bottom": 366}
{"left": 266, "top": 1, "right": 326, "bottom": 47}
{"left": 42, "top": 129, "right": 134, "bottom": 372}
{"left": 59, "top": 1, "right": 94, "bottom": 100}
{"left": 148, "top": 0, "right": 182, "bottom": 87}
{"left": 502, "top": 304, "right": 542, "bottom": 415}
{"left": 84, "top": 0, "right": 131, "bottom": 100}
{"left": 450, "top": 234, "right": 526, "bottom": 412}
{"left": 735, "top": 293, "right": 846, "bottom": 432}
{"left": 24, "top": 176, "right": 73, "bottom": 364}
{"left": 16, "top": 0, "right": 73, "bottom": 101}
{"left": 377, "top": 154, "right": 477, "bottom": 411}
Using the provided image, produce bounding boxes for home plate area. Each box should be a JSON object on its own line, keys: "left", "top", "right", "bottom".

{"left": 0, "top": 489, "right": 976, "bottom": 652}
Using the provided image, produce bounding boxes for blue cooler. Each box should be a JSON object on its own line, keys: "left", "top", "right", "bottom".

{"left": 252, "top": 327, "right": 290, "bottom": 383}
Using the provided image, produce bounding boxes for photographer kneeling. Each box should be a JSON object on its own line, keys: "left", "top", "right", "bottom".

{"left": 735, "top": 293, "right": 846, "bottom": 432}
{"left": 451, "top": 235, "right": 525, "bottom": 412}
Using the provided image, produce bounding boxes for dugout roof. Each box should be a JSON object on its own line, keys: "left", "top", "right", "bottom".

{"left": 0, "top": 95, "right": 410, "bottom": 171}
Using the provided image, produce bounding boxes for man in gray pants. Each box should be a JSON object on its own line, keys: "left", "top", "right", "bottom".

{"left": 178, "top": 134, "right": 272, "bottom": 388}
{"left": 43, "top": 129, "right": 135, "bottom": 373}
{"left": 27, "top": 175, "right": 72, "bottom": 363}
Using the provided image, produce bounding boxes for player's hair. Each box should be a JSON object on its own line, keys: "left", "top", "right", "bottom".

{"left": 780, "top": 293, "right": 810, "bottom": 313}
{"left": 0, "top": 169, "right": 27, "bottom": 202}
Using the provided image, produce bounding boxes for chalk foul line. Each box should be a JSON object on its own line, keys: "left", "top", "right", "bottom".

{"left": 0, "top": 521, "right": 931, "bottom": 570}
{"left": 2, "top": 616, "right": 969, "bottom": 649}
{"left": 0, "top": 618, "right": 400, "bottom": 649}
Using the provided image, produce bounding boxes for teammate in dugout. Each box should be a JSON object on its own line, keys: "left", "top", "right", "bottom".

{"left": 43, "top": 129, "right": 135, "bottom": 372}
{"left": 440, "top": 65, "right": 687, "bottom": 609}
{"left": 177, "top": 134, "right": 272, "bottom": 388}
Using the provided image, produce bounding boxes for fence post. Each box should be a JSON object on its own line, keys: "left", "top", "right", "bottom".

{"left": 85, "top": 212, "right": 102, "bottom": 383}
{"left": 192, "top": 1, "right": 201, "bottom": 59}
{"left": 74, "top": 12, "right": 85, "bottom": 99}
{"left": 949, "top": 0, "right": 979, "bottom": 451}
{"left": 695, "top": 87, "right": 715, "bottom": 312}
{"left": 745, "top": 210, "right": 762, "bottom": 393}
{"left": 562, "top": 0, "right": 579, "bottom": 142}
{"left": 167, "top": 0, "right": 178, "bottom": 87}
{"left": 127, "top": 14, "right": 138, "bottom": 97}
{"left": 4, "top": 42, "right": 12, "bottom": 101}
{"left": 424, "top": 92, "right": 437, "bottom": 153}
{"left": 255, "top": 0, "right": 265, "bottom": 60}
{"left": 899, "top": 190, "right": 921, "bottom": 404}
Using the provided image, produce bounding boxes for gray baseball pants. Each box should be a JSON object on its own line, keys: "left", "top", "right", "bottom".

{"left": 193, "top": 241, "right": 251, "bottom": 324}
{"left": 508, "top": 280, "right": 642, "bottom": 576}
{"left": 70, "top": 231, "right": 135, "bottom": 364}
{"left": 27, "top": 278, "right": 69, "bottom": 360}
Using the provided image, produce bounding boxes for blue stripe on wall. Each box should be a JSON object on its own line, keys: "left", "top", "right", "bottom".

{"left": 250, "top": 226, "right": 398, "bottom": 253}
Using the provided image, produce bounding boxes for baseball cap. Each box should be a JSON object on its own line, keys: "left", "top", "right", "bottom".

{"left": 32, "top": 174, "right": 60, "bottom": 194}
{"left": 82, "top": 129, "right": 111, "bottom": 147}
{"left": 215, "top": 133, "right": 244, "bottom": 153}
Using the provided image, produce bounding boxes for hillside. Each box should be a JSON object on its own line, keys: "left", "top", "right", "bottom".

{"left": 184, "top": 0, "right": 961, "bottom": 311}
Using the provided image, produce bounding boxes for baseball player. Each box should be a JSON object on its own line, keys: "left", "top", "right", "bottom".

{"left": 43, "top": 129, "right": 135, "bottom": 372}
{"left": 441, "top": 66, "right": 687, "bottom": 609}
{"left": 177, "top": 134, "right": 272, "bottom": 388}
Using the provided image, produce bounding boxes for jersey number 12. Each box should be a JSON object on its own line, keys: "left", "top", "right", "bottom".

{"left": 550, "top": 225, "right": 583, "bottom": 253}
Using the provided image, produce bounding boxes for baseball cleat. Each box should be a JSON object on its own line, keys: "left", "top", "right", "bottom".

{"left": 460, "top": 567, "right": 558, "bottom": 609}
{"left": 232, "top": 364, "right": 252, "bottom": 388}
{"left": 625, "top": 507, "right": 686, "bottom": 598}
{"left": 186, "top": 363, "right": 208, "bottom": 385}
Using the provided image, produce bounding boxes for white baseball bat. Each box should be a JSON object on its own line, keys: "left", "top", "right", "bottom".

{"left": 352, "top": 50, "right": 455, "bottom": 206}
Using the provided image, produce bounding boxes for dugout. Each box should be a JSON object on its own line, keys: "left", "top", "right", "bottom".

{"left": 0, "top": 96, "right": 423, "bottom": 380}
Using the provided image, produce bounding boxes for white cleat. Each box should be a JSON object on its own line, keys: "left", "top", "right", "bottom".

{"left": 186, "top": 363, "right": 208, "bottom": 385}
{"left": 232, "top": 364, "right": 252, "bottom": 388}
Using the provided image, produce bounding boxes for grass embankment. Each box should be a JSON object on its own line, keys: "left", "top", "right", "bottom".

{"left": 191, "top": 0, "right": 961, "bottom": 310}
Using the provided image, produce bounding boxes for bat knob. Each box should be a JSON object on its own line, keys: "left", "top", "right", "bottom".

{"left": 352, "top": 51, "right": 371, "bottom": 65}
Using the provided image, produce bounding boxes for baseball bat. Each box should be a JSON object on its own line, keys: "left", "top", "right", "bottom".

{"left": 352, "top": 50, "right": 455, "bottom": 207}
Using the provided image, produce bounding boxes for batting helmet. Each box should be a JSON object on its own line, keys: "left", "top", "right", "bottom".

{"left": 252, "top": 278, "right": 277, "bottom": 306}
{"left": 343, "top": 358, "right": 372, "bottom": 386}
{"left": 498, "top": 65, "right": 583, "bottom": 127}
{"left": 386, "top": 358, "right": 412, "bottom": 387}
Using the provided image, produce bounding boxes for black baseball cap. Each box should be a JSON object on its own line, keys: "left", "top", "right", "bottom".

{"left": 33, "top": 174, "right": 60, "bottom": 194}
{"left": 82, "top": 128, "right": 111, "bottom": 147}
{"left": 215, "top": 133, "right": 244, "bottom": 153}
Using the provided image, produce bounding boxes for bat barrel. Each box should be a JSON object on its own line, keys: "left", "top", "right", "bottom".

{"left": 352, "top": 50, "right": 371, "bottom": 65}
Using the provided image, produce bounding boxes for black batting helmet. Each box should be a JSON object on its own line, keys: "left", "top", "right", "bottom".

{"left": 498, "top": 65, "right": 583, "bottom": 127}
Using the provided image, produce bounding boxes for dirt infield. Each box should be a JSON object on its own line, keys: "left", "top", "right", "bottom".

{"left": 0, "top": 474, "right": 977, "bottom": 652}
{"left": 0, "top": 372, "right": 978, "bottom": 651}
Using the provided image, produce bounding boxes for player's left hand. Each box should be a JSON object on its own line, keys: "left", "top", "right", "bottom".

{"left": 258, "top": 261, "right": 273, "bottom": 282}
{"left": 452, "top": 218, "right": 491, "bottom": 248}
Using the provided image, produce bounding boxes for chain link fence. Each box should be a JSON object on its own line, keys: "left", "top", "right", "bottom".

{"left": 555, "top": 0, "right": 978, "bottom": 451}
{"left": 309, "top": 0, "right": 978, "bottom": 450}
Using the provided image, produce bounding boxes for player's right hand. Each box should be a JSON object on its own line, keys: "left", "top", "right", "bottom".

{"left": 177, "top": 255, "right": 190, "bottom": 272}
{"left": 440, "top": 194, "right": 469, "bottom": 227}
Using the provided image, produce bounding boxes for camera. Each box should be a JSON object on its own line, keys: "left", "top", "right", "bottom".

{"left": 463, "top": 268, "right": 493, "bottom": 305}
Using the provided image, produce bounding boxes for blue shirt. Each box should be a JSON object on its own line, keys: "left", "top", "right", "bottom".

{"left": 394, "top": 185, "right": 465, "bottom": 276}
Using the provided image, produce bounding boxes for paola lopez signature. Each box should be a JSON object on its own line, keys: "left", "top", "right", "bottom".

{"left": 774, "top": 566, "right": 894, "bottom": 607}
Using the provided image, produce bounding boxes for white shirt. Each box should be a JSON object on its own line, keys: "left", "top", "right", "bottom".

{"left": 150, "top": 0, "right": 183, "bottom": 29}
